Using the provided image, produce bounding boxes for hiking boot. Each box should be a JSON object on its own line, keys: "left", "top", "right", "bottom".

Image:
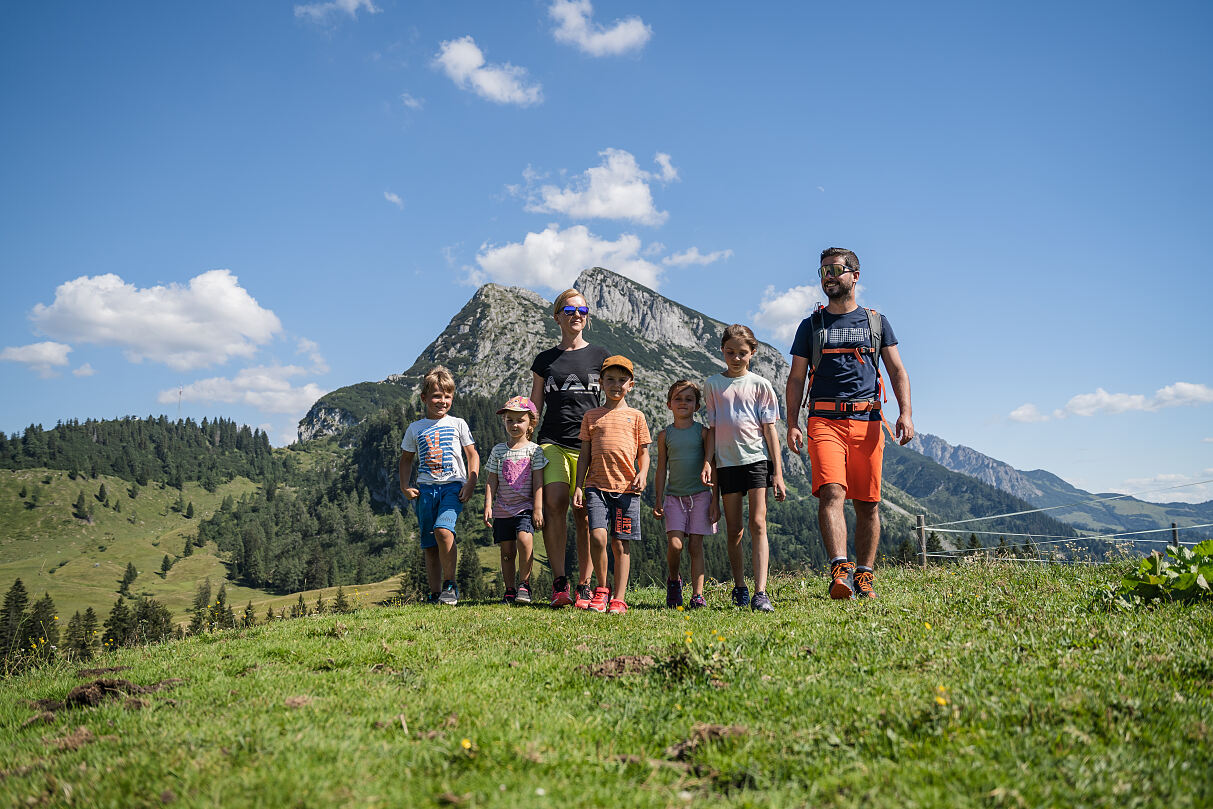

{"left": 515, "top": 580, "right": 532, "bottom": 605}
{"left": 853, "top": 568, "right": 877, "bottom": 599}
{"left": 829, "top": 560, "right": 855, "bottom": 600}
{"left": 751, "top": 591, "right": 774, "bottom": 612}
{"left": 607, "top": 598, "right": 628, "bottom": 614}
{"left": 666, "top": 577, "right": 684, "bottom": 608}
{"left": 574, "top": 583, "right": 594, "bottom": 610}
{"left": 503, "top": 587, "right": 516, "bottom": 605}
{"left": 439, "top": 580, "right": 458, "bottom": 606}
{"left": 550, "top": 576, "right": 573, "bottom": 608}
{"left": 588, "top": 586, "right": 610, "bottom": 613}
{"left": 730, "top": 585, "right": 750, "bottom": 607}
{"left": 426, "top": 592, "right": 440, "bottom": 605}
{"left": 688, "top": 593, "right": 707, "bottom": 610}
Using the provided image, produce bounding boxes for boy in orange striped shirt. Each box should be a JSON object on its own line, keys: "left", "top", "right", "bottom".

{"left": 572, "top": 355, "right": 651, "bottom": 614}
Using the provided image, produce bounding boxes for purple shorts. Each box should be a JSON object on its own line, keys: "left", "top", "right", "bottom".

{"left": 662, "top": 490, "right": 717, "bottom": 536}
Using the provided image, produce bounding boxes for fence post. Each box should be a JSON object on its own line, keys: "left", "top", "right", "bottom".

{"left": 917, "top": 514, "right": 926, "bottom": 569}
{"left": 1172, "top": 522, "right": 1178, "bottom": 546}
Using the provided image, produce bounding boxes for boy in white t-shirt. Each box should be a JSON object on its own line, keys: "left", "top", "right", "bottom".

{"left": 399, "top": 366, "right": 479, "bottom": 605}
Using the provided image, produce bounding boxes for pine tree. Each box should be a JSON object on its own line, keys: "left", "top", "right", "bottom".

{"left": 188, "top": 579, "right": 212, "bottom": 634}
{"left": 182, "top": 537, "right": 194, "bottom": 557}
{"left": 291, "top": 594, "right": 307, "bottom": 618}
{"left": 73, "top": 491, "right": 89, "bottom": 520}
{"left": 120, "top": 562, "right": 138, "bottom": 594}
{"left": 967, "top": 533, "right": 982, "bottom": 550}
{"left": 131, "top": 597, "right": 174, "bottom": 643}
{"left": 456, "top": 535, "right": 487, "bottom": 601}
{"left": 242, "top": 601, "right": 256, "bottom": 628}
{"left": 333, "top": 586, "right": 351, "bottom": 613}
{"left": 313, "top": 594, "right": 327, "bottom": 614}
{"left": 102, "top": 598, "right": 132, "bottom": 648}
{"left": 18, "top": 483, "right": 27, "bottom": 498}
{"left": 26, "top": 593, "right": 58, "bottom": 659}
{"left": 1, "top": 578, "right": 30, "bottom": 659}
{"left": 129, "top": 482, "right": 140, "bottom": 499}
{"left": 80, "top": 607, "right": 99, "bottom": 654}
{"left": 161, "top": 555, "right": 172, "bottom": 577}
{"left": 65, "top": 611, "right": 92, "bottom": 662}
{"left": 97, "top": 482, "right": 108, "bottom": 503}
{"left": 185, "top": 502, "right": 194, "bottom": 519}
{"left": 263, "top": 605, "right": 275, "bottom": 623}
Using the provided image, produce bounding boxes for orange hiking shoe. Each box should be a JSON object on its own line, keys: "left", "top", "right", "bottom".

{"left": 829, "top": 560, "right": 855, "bottom": 600}
{"left": 853, "top": 568, "right": 877, "bottom": 599}
{"left": 574, "top": 583, "right": 594, "bottom": 610}
{"left": 588, "top": 587, "right": 610, "bottom": 613}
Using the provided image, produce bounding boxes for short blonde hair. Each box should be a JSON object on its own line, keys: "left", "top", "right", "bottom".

{"left": 552, "top": 288, "right": 585, "bottom": 316}
{"left": 421, "top": 366, "right": 456, "bottom": 397}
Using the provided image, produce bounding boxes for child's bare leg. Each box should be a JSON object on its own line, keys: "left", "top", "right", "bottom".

{"left": 573, "top": 502, "right": 592, "bottom": 587}
{"left": 589, "top": 527, "right": 610, "bottom": 589}
{"left": 542, "top": 483, "right": 569, "bottom": 579}
{"left": 747, "top": 488, "right": 769, "bottom": 592}
{"left": 666, "top": 530, "right": 685, "bottom": 580}
{"left": 499, "top": 540, "right": 517, "bottom": 592}
{"left": 435, "top": 528, "right": 457, "bottom": 582}
{"left": 688, "top": 534, "right": 706, "bottom": 596}
{"left": 611, "top": 537, "right": 631, "bottom": 602}
{"left": 722, "top": 491, "right": 746, "bottom": 588}
{"left": 516, "top": 531, "right": 534, "bottom": 583}
{"left": 424, "top": 546, "right": 441, "bottom": 594}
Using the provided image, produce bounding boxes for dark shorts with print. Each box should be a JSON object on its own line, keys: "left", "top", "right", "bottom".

{"left": 584, "top": 488, "right": 641, "bottom": 541}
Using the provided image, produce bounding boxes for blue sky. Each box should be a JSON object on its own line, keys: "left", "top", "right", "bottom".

{"left": 2, "top": 1, "right": 1210, "bottom": 503}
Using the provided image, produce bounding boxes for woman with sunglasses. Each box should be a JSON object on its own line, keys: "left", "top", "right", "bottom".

{"left": 529, "top": 289, "right": 610, "bottom": 608}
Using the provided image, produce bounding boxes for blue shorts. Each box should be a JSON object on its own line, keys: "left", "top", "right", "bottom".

{"left": 492, "top": 511, "right": 535, "bottom": 544}
{"left": 417, "top": 482, "right": 463, "bottom": 549}
{"left": 585, "top": 488, "right": 641, "bottom": 542}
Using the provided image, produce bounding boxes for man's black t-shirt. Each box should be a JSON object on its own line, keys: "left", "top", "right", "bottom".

{"left": 531, "top": 344, "right": 610, "bottom": 448}
{"left": 790, "top": 307, "right": 897, "bottom": 421}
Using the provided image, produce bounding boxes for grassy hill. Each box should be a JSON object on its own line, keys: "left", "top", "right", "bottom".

{"left": 1, "top": 564, "right": 1209, "bottom": 808}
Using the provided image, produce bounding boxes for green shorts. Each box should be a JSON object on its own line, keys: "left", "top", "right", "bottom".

{"left": 541, "top": 443, "right": 580, "bottom": 487}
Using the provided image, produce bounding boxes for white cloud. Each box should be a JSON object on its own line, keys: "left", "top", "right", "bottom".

{"left": 72, "top": 363, "right": 95, "bottom": 378}
{"left": 0, "top": 341, "right": 72, "bottom": 378}
{"left": 1204, "top": 437, "right": 1213, "bottom": 443}
{"left": 160, "top": 365, "right": 325, "bottom": 416}
{"left": 384, "top": 191, "right": 404, "bottom": 209}
{"left": 549, "top": 0, "right": 652, "bottom": 56}
{"left": 29, "top": 270, "right": 282, "bottom": 372}
{"left": 524, "top": 149, "right": 676, "bottom": 225}
{"left": 296, "top": 337, "right": 329, "bottom": 374}
{"left": 400, "top": 92, "right": 424, "bottom": 110}
{"left": 295, "top": 0, "right": 378, "bottom": 22}
{"left": 1116, "top": 471, "right": 1213, "bottom": 505}
{"left": 753, "top": 285, "right": 825, "bottom": 344}
{"left": 663, "top": 247, "right": 733, "bottom": 267}
{"left": 1011, "top": 382, "right": 1213, "bottom": 422}
{"left": 472, "top": 224, "right": 662, "bottom": 291}
{"left": 1009, "top": 403, "right": 1050, "bottom": 423}
{"left": 434, "top": 36, "right": 542, "bottom": 106}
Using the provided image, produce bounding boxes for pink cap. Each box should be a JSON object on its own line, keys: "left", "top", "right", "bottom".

{"left": 497, "top": 395, "right": 538, "bottom": 417}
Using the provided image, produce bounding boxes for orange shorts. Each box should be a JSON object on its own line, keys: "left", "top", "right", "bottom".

{"left": 806, "top": 416, "right": 885, "bottom": 502}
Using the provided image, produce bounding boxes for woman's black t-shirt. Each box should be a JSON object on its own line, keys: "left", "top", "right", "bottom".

{"left": 531, "top": 344, "right": 610, "bottom": 449}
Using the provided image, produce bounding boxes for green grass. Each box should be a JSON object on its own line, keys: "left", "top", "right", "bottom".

{"left": 0, "top": 469, "right": 258, "bottom": 619}
{"left": 2, "top": 563, "right": 1210, "bottom": 808}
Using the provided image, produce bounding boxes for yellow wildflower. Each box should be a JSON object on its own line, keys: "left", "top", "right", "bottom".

{"left": 461, "top": 738, "right": 471, "bottom": 750}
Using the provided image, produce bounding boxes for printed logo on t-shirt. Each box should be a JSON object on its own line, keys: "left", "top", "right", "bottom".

{"left": 419, "top": 425, "right": 458, "bottom": 476}
{"left": 547, "top": 372, "right": 600, "bottom": 394}
{"left": 502, "top": 458, "right": 530, "bottom": 491}
{"left": 827, "top": 326, "right": 869, "bottom": 345}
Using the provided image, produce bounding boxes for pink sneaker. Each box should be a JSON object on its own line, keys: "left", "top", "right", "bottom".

{"left": 607, "top": 599, "right": 628, "bottom": 614}
{"left": 588, "top": 587, "right": 610, "bottom": 613}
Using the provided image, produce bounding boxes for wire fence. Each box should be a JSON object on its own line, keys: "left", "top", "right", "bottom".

{"left": 910, "top": 478, "right": 1212, "bottom": 567}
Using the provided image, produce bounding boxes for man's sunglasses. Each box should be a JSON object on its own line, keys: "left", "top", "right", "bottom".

{"left": 819, "top": 265, "right": 857, "bottom": 279}
{"left": 561, "top": 306, "right": 589, "bottom": 316}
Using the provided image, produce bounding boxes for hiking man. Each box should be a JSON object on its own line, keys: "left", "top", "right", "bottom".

{"left": 785, "top": 247, "right": 914, "bottom": 599}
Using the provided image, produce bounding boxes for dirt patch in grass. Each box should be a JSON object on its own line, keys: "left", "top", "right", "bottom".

{"left": 30, "top": 678, "right": 184, "bottom": 713}
{"left": 664, "top": 723, "right": 748, "bottom": 760}
{"left": 582, "top": 655, "right": 656, "bottom": 678}
{"left": 43, "top": 726, "right": 117, "bottom": 751}
{"left": 284, "top": 695, "right": 314, "bottom": 708}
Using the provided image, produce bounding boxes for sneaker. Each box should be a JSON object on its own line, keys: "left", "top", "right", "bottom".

{"left": 574, "top": 583, "right": 594, "bottom": 610}
{"left": 730, "top": 585, "right": 750, "bottom": 607}
{"left": 853, "top": 568, "right": 877, "bottom": 599}
{"left": 550, "top": 576, "right": 573, "bottom": 608}
{"left": 515, "top": 580, "right": 532, "bottom": 605}
{"left": 829, "top": 560, "right": 855, "bottom": 600}
{"left": 439, "top": 580, "right": 458, "bottom": 606}
{"left": 666, "top": 577, "right": 684, "bottom": 608}
{"left": 503, "top": 588, "right": 516, "bottom": 605}
{"left": 607, "top": 598, "right": 628, "bottom": 614}
{"left": 426, "top": 592, "right": 440, "bottom": 605}
{"left": 750, "top": 591, "right": 774, "bottom": 612}
{"left": 688, "top": 594, "right": 707, "bottom": 610}
{"left": 588, "top": 586, "right": 610, "bottom": 613}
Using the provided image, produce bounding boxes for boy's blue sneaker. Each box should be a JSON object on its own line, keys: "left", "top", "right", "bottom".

{"left": 688, "top": 594, "right": 707, "bottom": 610}
{"left": 730, "top": 585, "right": 749, "bottom": 607}
{"left": 666, "top": 577, "right": 684, "bottom": 608}
{"left": 750, "top": 591, "right": 774, "bottom": 612}
{"left": 439, "top": 580, "right": 458, "bottom": 606}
